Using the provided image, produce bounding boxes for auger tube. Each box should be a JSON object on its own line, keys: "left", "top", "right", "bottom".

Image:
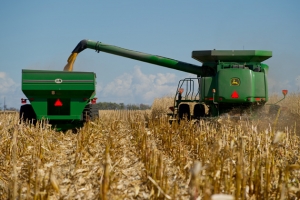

{"left": 64, "top": 39, "right": 204, "bottom": 75}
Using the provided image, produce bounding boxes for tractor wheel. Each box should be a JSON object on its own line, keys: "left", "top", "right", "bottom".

{"left": 178, "top": 104, "right": 190, "bottom": 120}
{"left": 19, "top": 104, "right": 36, "bottom": 124}
{"left": 82, "top": 104, "right": 91, "bottom": 122}
{"left": 193, "top": 104, "right": 206, "bottom": 120}
{"left": 90, "top": 104, "right": 99, "bottom": 120}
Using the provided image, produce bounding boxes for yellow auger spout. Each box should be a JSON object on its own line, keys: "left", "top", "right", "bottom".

{"left": 63, "top": 53, "right": 78, "bottom": 71}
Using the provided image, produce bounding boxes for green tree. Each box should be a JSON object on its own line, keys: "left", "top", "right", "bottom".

{"left": 95, "top": 102, "right": 151, "bottom": 110}
{"left": 139, "top": 103, "right": 151, "bottom": 110}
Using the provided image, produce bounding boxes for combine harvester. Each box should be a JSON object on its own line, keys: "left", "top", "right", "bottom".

{"left": 20, "top": 39, "right": 287, "bottom": 130}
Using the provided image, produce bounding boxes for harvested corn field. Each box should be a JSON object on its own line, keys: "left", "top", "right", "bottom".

{"left": 1, "top": 102, "right": 300, "bottom": 199}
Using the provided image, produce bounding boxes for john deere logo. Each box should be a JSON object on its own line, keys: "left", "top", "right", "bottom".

{"left": 231, "top": 78, "right": 240, "bottom": 86}
{"left": 55, "top": 78, "right": 63, "bottom": 84}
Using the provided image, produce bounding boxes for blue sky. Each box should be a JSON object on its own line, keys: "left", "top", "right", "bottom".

{"left": 0, "top": 1, "right": 299, "bottom": 108}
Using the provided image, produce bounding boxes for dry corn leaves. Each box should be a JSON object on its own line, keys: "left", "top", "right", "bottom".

{"left": 1, "top": 109, "right": 300, "bottom": 199}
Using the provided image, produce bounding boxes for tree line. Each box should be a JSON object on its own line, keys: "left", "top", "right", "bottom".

{"left": 93, "top": 102, "right": 151, "bottom": 110}
{"left": 0, "top": 104, "right": 19, "bottom": 111}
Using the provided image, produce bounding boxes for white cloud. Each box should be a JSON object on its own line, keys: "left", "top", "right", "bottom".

{"left": 0, "top": 72, "right": 22, "bottom": 109}
{"left": 0, "top": 72, "right": 18, "bottom": 94}
{"left": 98, "top": 66, "right": 178, "bottom": 104}
{"left": 103, "top": 73, "right": 133, "bottom": 97}
{"left": 156, "top": 73, "right": 176, "bottom": 85}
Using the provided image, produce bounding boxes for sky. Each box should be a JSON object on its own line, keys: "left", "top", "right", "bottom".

{"left": 0, "top": 1, "right": 299, "bottom": 109}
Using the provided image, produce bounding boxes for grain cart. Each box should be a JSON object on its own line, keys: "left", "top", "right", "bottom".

{"left": 20, "top": 69, "right": 99, "bottom": 131}
{"left": 64, "top": 39, "right": 286, "bottom": 122}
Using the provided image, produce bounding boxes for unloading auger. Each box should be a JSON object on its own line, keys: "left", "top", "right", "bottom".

{"left": 64, "top": 39, "right": 206, "bottom": 75}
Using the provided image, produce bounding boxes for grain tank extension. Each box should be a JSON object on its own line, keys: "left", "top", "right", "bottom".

{"left": 64, "top": 39, "right": 275, "bottom": 120}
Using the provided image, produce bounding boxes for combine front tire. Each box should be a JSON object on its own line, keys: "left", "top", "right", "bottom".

{"left": 193, "top": 104, "right": 206, "bottom": 120}
{"left": 178, "top": 104, "right": 190, "bottom": 120}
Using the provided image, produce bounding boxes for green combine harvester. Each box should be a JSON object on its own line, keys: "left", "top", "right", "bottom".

{"left": 20, "top": 39, "right": 286, "bottom": 130}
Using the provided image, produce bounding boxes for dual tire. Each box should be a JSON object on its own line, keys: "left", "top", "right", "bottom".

{"left": 178, "top": 104, "right": 190, "bottom": 120}
{"left": 82, "top": 104, "right": 99, "bottom": 122}
{"left": 178, "top": 103, "right": 207, "bottom": 121}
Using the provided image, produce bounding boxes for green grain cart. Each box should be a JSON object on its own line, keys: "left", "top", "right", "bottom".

{"left": 20, "top": 70, "right": 98, "bottom": 131}
{"left": 20, "top": 39, "right": 284, "bottom": 130}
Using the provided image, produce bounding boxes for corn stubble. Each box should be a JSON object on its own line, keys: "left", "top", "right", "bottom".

{"left": 1, "top": 95, "right": 300, "bottom": 199}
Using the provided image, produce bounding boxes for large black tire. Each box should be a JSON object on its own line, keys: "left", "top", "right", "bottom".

{"left": 82, "top": 104, "right": 99, "bottom": 122}
{"left": 193, "top": 104, "right": 206, "bottom": 119}
{"left": 90, "top": 104, "right": 99, "bottom": 120}
{"left": 82, "top": 104, "right": 91, "bottom": 122}
{"left": 19, "top": 104, "right": 36, "bottom": 124}
{"left": 178, "top": 104, "right": 190, "bottom": 120}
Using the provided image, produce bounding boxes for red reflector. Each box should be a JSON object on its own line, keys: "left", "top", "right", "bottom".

{"left": 208, "top": 97, "right": 213, "bottom": 101}
{"left": 21, "top": 98, "right": 27, "bottom": 104}
{"left": 255, "top": 98, "right": 261, "bottom": 101}
{"left": 54, "top": 99, "right": 63, "bottom": 107}
{"left": 231, "top": 91, "right": 239, "bottom": 98}
{"left": 91, "top": 98, "right": 97, "bottom": 104}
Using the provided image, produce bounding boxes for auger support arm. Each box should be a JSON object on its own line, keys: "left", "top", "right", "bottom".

{"left": 64, "top": 39, "right": 204, "bottom": 75}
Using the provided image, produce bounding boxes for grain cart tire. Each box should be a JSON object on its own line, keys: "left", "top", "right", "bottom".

{"left": 193, "top": 104, "right": 206, "bottom": 120}
{"left": 19, "top": 104, "right": 36, "bottom": 124}
{"left": 179, "top": 104, "right": 190, "bottom": 120}
{"left": 82, "top": 104, "right": 91, "bottom": 122}
{"left": 90, "top": 104, "right": 99, "bottom": 120}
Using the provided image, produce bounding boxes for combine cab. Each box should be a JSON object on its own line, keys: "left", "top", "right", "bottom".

{"left": 20, "top": 69, "right": 98, "bottom": 131}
